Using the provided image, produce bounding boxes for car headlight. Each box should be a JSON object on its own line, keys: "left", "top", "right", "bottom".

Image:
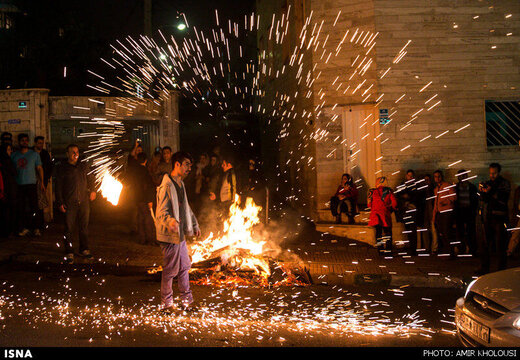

{"left": 514, "top": 316, "right": 520, "bottom": 331}
{"left": 465, "top": 279, "right": 477, "bottom": 299}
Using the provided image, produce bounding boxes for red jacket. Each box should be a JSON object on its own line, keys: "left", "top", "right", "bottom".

{"left": 368, "top": 186, "right": 397, "bottom": 227}
{"left": 335, "top": 184, "right": 358, "bottom": 200}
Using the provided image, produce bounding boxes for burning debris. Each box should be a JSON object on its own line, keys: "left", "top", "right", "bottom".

{"left": 148, "top": 195, "right": 311, "bottom": 287}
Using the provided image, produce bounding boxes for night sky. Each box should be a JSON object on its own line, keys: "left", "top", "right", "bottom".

{"left": 0, "top": 0, "right": 255, "bottom": 94}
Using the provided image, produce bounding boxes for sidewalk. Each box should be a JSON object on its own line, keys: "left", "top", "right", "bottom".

{"left": 1, "top": 219, "right": 518, "bottom": 289}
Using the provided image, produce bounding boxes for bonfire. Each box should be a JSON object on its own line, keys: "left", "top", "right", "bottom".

{"left": 149, "top": 195, "right": 310, "bottom": 287}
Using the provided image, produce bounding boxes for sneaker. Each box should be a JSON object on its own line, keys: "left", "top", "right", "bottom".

{"left": 66, "top": 253, "right": 74, "bottom": 264}
{"left": 81, "top": 250, "right": 93, "bottom": 259}
{"left": 33, "top": 229, "right": 42, "bottom": 237}
{"left": 18, "top": 229, "right": 30, "bottom": 237}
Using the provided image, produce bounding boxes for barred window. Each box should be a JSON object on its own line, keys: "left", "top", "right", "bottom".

{"left": 0, "top": 12, "right": 14, "bottom": 29}
{"left": 485, "top": 100, "right": 520, "bottom": 147}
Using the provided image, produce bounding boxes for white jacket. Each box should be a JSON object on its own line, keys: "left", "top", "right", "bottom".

{"left": 155, "top": 174, "right": 199, "bottom": 244}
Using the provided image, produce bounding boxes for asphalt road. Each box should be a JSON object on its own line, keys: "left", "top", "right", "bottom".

{"left": 0, "top": 260, "right": 467, "bottom": 351}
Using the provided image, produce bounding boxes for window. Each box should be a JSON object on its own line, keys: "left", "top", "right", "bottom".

{"left": 0, "top": 12, "right": 13, "bottom": 29}
{"left": 485, "top": 100, "right": 520, "bottom": 147}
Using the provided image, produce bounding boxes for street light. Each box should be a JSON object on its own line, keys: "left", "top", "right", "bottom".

{"left": 176, "top": 22, "right": 186, "bottom": 31}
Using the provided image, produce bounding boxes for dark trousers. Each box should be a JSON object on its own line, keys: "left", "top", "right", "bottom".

{"left": 137, "top": 203, "right": 155, "bottom": 244}
{"left": 17, "top": 184, "right": 38, "bottom": 232}
{"left": 435, "top": 212, "right": 455, "bottom": 254}
{"left": 375, "top": 224, "right": 393, "bottom": 251}
{"left": 63, "top": 201, "right": 90, "bottom": 254}
{"left": 0, "top": 197, "right": 16, "bottom": 237}
{"left": 480, "top": 216, "right": 508, "bottom": 272}
{"left": 404, "top": 221, "right": 418, "bottom": 255}
{"left": 330, "top": 196, "right": 356, "bottom": 222}
{"left": 456, "top": 208, "right": 477, "bottom": 255}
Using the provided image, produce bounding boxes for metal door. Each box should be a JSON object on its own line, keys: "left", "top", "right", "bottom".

{"left": 342, "top": 105, "right": 382, "bottom": 204}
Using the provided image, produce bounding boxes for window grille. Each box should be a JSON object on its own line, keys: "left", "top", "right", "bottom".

{"left": 485, "top": 100, "right": 520, "bottom": 147}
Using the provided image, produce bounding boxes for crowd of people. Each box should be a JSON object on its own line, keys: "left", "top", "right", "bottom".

{"left": 122, "top": 140, "right": 267, "bottom": 246}
{"left": 122, "top": 141, "right": 266, "bottom": 312}
{"left": 0, "top": 132, "right": 266, "bottom": 263}
{"left": 0, "top": 131, "right": 52, "bottom": 239}
{"left": 330, "top": 164, "right": 519, "bottom": 275}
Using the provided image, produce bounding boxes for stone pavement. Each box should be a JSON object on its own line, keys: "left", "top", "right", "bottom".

{"left": 1, "top": 220, "right": 518, "bottom": 289}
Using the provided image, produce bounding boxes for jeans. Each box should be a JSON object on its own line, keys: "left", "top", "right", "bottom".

{"left": 330, "top": 196, "right": 357, "bottom": 222}
{"left": 160, "top": 241, "right": 193, "bottom": 308}
{"left": 63, "top": 200, "right": 90, "bottom": 254}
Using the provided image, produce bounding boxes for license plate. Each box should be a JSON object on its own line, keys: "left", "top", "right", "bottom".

{"left": 458, "top": 313, "right": 490, "bottom": 343}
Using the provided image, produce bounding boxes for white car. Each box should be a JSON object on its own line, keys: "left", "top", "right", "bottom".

{"left": 455, "top": 267, "right": 520, "bottom": 347}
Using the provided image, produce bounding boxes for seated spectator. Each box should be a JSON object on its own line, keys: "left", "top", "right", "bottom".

{"left": 368, "top": 176, "right": 397, "bottom": 254}
{"left": 330, "top": 173, "right": 358, "bottom": 224}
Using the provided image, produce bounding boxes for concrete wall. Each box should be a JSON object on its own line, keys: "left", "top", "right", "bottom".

{"left": 373, "top": 0, "right": 520, "bottom": 188}
{"left": 310, "top": 0, "right": 379, "bottom": 211}
{"left": 256, "top": 0, "right": 318, "bottom": 218}
{"left": 0, "top": 89, "right": 50, "bottom": 143}
{"left": 260, "top": 0, "right": 520, "bottom": 221}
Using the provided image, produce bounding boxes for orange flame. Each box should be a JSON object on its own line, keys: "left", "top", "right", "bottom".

{"left": 190, "top": 195, "right": 269, "bottom": 276}
{"left": 99, "top": 171, "right": 123, "bottom": 206}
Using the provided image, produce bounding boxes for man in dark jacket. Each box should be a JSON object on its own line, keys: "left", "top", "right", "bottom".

{"left": 477, "top": 163, "right": 511, "bottom": 275}
{"left": 134, "top": 152, "right": 156, "bottom": 244}
{"left": 454, "top": 169, "right": 479, "bottom": 255}
{"left": 55, "top": 144, "right": 96, "bottom": 264}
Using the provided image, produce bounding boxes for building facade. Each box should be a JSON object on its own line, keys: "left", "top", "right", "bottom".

{"left": 257, "top": 0, "right": 520, "bottom": 223}
{"left": 0, "top": 88, "right": 180, "bottom": 220}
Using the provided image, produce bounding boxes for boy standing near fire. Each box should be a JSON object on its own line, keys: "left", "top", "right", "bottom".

{"left": 155, "top": 151, "right": 201, "bottom": 313}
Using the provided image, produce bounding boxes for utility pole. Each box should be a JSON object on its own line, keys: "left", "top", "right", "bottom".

{"left": 144, "top": 0, "right": 152, "bottom": 36}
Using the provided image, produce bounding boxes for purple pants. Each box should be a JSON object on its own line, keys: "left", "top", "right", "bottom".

{"left": 159, "top": 241, "right": 193, "bottom": 308}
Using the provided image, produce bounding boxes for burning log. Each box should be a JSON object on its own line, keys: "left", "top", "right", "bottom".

{"left": 148, "top": 195, "right": 312, "bottom": 287}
